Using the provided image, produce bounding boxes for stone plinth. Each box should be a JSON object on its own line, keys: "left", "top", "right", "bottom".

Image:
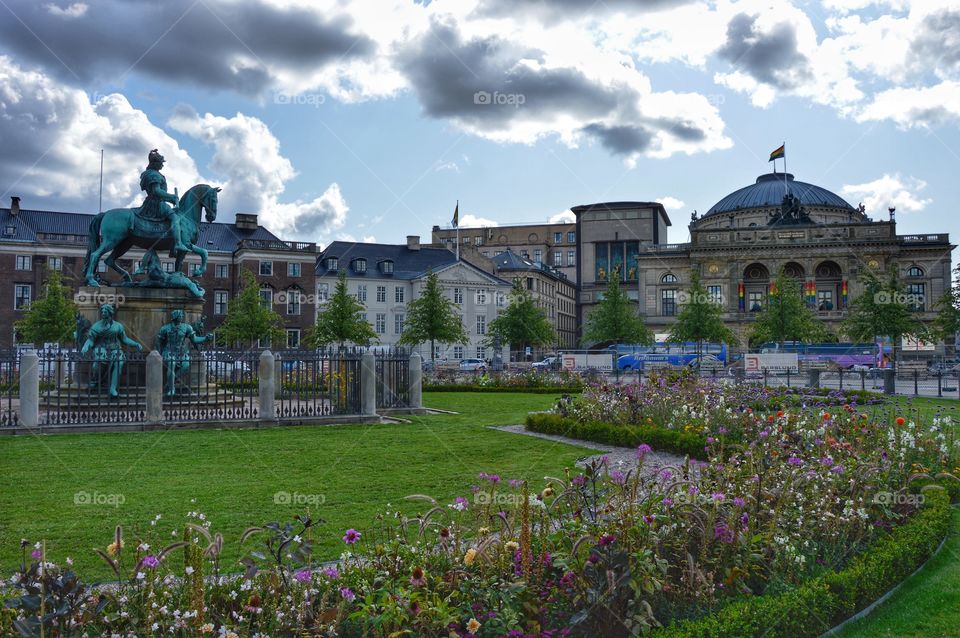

{"left": 74, "top": 287, "right": 206, "bottom": 387}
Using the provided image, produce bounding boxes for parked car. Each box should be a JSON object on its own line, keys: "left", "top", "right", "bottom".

{"left": 532, "top": 356, "right": 560, "bottom": 371}
{"left": 459, "top": 358, "right": 487, "bottom": 372}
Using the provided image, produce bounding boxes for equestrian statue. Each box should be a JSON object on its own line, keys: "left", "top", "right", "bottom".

{"left": 82, "top": 149, "right": 220, "bottom": 296}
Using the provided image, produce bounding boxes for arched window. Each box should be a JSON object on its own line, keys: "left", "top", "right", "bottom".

{"left": 907, "top": 266, "right": 924, "bottom": 278}
{"left": 661, "top": 273, "right": 678, "bottom": 284}
{"left": 783, "top": 262, "right": 805, "bottom": 279}
{"left": 743, "top": 263, "right": 769, "bottom": 280}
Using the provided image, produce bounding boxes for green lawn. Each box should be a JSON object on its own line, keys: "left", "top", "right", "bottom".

{"left": 834, "top": 508, "right": 960, "bottom": 638}
{"left": 0, "top": 392, "right": 595, "bottom": 580}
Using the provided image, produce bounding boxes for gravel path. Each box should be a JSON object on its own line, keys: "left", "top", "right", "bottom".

{"left": 492, "top": 424, "right": 688, "bottom": 478}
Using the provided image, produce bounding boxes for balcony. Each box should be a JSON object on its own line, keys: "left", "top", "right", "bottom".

{"left": 237, "top": 239, "right": 316, "bottom": 252}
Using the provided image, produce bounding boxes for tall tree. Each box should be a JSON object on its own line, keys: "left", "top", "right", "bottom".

{"left": 749, "top": 267, "right": 830, "bottom": 347}
{"left": 667, "top": 270, "right": 737, "bottom": 357}
{"left": 399, "top": 271, "right": 467, "bottom": 360}
{"left": 487, "top": 279, "right": 555, "bottom": 353}
{"left": 217, "top": 270, "right": 285, "bottom": 349}
{"left": 581, "top": 270, "right": 653, "bottom": 346}
{"left": 843, "top": 265, "right": 927, "bottom": 368}
{"left": 932, "top": 264, "right": 960, "bottom": 345}
{"left": 306, "top": 270, "right": 377, "bottom": 349}
{"left": 15, "top": 268, "right": 77, "bottom": 346}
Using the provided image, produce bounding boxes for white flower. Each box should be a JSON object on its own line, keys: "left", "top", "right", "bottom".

{"left": 185, "top": 566, "right": 194, "bottom": 575}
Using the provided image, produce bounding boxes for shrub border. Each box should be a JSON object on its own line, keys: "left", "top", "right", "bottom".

{"left": 525, "top": 412, "right": 708, "bottom": 460}
{"left": 425, "top": 385, "right": 582, "bottom": 394}
{"left": 653, "top": 488, "right": 953, "bottom": 638}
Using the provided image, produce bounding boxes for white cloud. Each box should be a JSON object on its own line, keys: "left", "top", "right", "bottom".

{"left": 44, "top": 2, "right": 87, "bottom": 18}
{"left": 459, "top": 213, "right": 499, "bottom": 227}
{"left": 340, "top": 233, "right": 377, "bottom": 243}
{"left": 841, "top": 173, "right": 932, "bottom": 213}
{"left": 658, "top": 196, "right": 685, "bottom": 210}
{"left": 433, "top": 160, "right": 461, "bottom": 173}
{"left": 855, "top": 81, "right": 960, "bottom": 127}
{"left": 548, "top": 210, "right": 575, "bottom": 223}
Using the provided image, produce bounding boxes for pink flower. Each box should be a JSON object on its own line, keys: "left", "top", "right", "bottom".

{"left": 598, "top": 534, "right": 617, "bottom": 547}
{"left": 343, "top": 529, "right": 361, "bottom": 545}
{"left": 30, "top": 549, "right": 41, "bottom": 561}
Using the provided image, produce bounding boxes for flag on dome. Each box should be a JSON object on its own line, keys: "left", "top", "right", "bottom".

{"left": 452, "top": 201, "right": 459, "bottom": 228}
{"left": 769, "top": 144, "right": 785, "bottom": 161}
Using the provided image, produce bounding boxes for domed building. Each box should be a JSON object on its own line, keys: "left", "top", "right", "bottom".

{"left": 619, "top": 171, "right": 954, "bottom": 354}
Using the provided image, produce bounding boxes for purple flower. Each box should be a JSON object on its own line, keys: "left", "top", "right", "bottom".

{"left": 598, "top": 533, "right": 617, "bottom": 547}
{"left": 571, "top": 475, "right": 587, "bottom": 487}
{"left": 340, "top": 587, "right": 356, "bottom": 602}
{"left": 30, "top": 549, "right": 41, "bottom": 561}
{"left": 711, "top": 492, "right": 726, "bottom": 503}
{"left": 821, "top": 456, "right": 833, "bottom": 466}
{"left": 788, "top": 456, "right": 803, "bottom": 466}
{"left": 142, "top": 555, "right": 159, "bottom": 568}
{"left": 706, "top": 437, "right": 715, "bottom": 444}
{"left": 294, "top": 569, "right": 311, "bottom": 583}
{"left": 831, "top": 465, "right": 845, "bottom": 474}
{"left": 508, "top": 479, "right": 524, "bottom": 488}
{"left": 688, "top": 485, "right": 699, "bottom": 495}
{"left": 587, "top": 553, "right": 600, "bottom": 563}
{"left": 636, "top": 444, "right": 653, "bottom": 459}
{"left": 733, "top": 497, "right": 746, "bottom": 507}
{"left": 343, "top": 529, "right": 361, "bottom": 545}
{"left": 322, "top": 566, "right": 339, "bottom": 579}
{"left": 642, "top": 514, "right": 656, "bottom": 524}
{"left": 663, "top": 497, "right": 674, "bottom": 507}
{"left": 610, "top": 470, "right": 626, "bottom": 485}
{"left": 759, "top": 429, "right": 770, "bottom": 438}
{"left": 658, "top": 469, "right": 674, "bottom": 481}
{"left": 713, "top": 523, "right": 734, "bottom": 544}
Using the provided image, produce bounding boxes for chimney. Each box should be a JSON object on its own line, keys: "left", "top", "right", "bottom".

{"left": 235, "top": 213, "right": 258, "bottom": 230}
{"left": 407, "top": 235, "right": 420, "bottom": 251}
{"left": 10, "top": 197, "right": 20, "bottom": 216}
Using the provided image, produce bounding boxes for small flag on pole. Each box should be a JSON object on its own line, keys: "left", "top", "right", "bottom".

{"left": 768, "top": 144, "right": 785, "bottom": 162}
{"left": 451, "top": 201, "right": 459, "bottom": 228}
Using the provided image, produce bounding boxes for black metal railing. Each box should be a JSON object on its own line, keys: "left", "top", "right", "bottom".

{"left": 376, "top": 349, "right": 410, "bottom": 409}
{"left": 275, "top": 349, "right": 362, "bottom": 419}
{"left": 0, "top": 349, "right": 18, "bottom": 429}
{"left": 163, "top": 350, "right": 260, "bottom": 422}
{"left": 39, "top": 349, "right": 146, "bottom": 426}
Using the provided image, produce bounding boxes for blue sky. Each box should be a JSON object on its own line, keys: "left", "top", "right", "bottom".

{"left": 0, "top": 0, "right": 957, "bottom": 248}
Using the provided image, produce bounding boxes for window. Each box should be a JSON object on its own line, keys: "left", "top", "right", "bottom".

{"left": 661, "top": 273, "right": 678, "bottom": 283}
{"left": 259, "top": 288, "right": 273, "bottom": 309}
{"left": 394, "top": 313, "right": 405, "bottom": 335}
{"left": 286, "top": 329, "right": 300, "bottom": 349}
{"left": 48, "top": 257, "right": 62, "bottom": 271}
{"left": 214, "top": 290, "right": 229, "bottom": 315}
{"left": 395, "top": 287, "right": 405, "bottom": 303}
{"left": 352, "top": 258, "right": 367, "bottom": 273}
{"left": 476, "top": 346, "right": 486, "bottom": 359}
{"left": 453, "top": 345, "right": 464, "bottom": 359}
{"left": 567, "top": 231, "right": 575, "bottom": 243}
{"left": 527, "top": 277, "right": 534, "bottom": 290}
{"left": 376, "top": 285, "right": 386, "bottom": 303}
{"left": 163, "top": 262, "right": 175, "bottom": 273}
{"left": 98, "top": 261, "right": 107, "bottom": 273}
{"left": 380, "top": 260, "right": 394, "bottom": 274}
{"left": 4, "top": 225, "right": 14, "bottom": 237}
{"left": 496, "top": 292, "right": 506, "bottom": 307}
{"left": 817, "top": 291, "right": 834, "bottom": 311}
{"left": 707, "top": 285, "right": 723, "bottom": 305}
{"left": 476, "top": 315, "right": 486, "bottom": 335}
{"left": 748, "top": 291, "right": 764, "bottom": 312}
{"left": 287, "top": 290, "right": 301, "bottom": 315}
{"left": 534, "top": 249, "right": 542, "bottom": 263}
{"left": 494, "top": 250, "right": 504, "bottom": 256}
{"left": 906, "top": 283, "right": 925, "bottom": 311}
{"left": 14, "top": 284, "right": 31, "bottom": 310}
{"left": 15, "top": 255, "right": 31, "bottom": 271}
{"left": 288, "top": 262, "right": 301, "bottom": 277}
{"left": 553, "top": 252, "right": 562, "bottom": 266}
{"left": 520, "top": 250, "right": 529, "bottom": 258}
{"left": 317, "top": 283, "right": 329, "bottom": 302}
{"left": 258, "top": 336, "right": 272, "bottom": 349}
{"left": 375, "top": 313, "right": 386, "bottom": 334}
{"left": 454, "top": 287, "right": 463, "bottom": 304}
{"left": 475, "top": 236, "right": 483, "bottom": 246}
{"left": 661, "top": 289, "right": 676, "bottom": 316}
{"left": 568, "top": 250, "right": 575, "bottom": 266}
{"left": 326, "top": 257, "right": 338, "bottom": 271}
{"left": 554, "top": 232, "right": 562, "bottom": 243}
{"left": 462, "top": 236, "right": 470, "bottom": 244}
{"left": 216, "top": 264, "right": 229, "bottom": 278}
{"left": 907, "top": 266, "right": 924, "bottom": 277}
{"left": 476, "top": 289, "right": 487, "bottom": 305}
{"left": 259, "top": 261, "right": 273, "bottom": 276}
{"left": 357, "top": 284, "right": 367, "bottom": 302}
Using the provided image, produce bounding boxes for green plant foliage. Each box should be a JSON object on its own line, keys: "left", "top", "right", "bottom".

{"left": 216, "top": 270, "right": 285, "bottom": 348}
{"left": 581, "top": 270, "right": 653, "bottom": 346}
{"left": 14, "top": 269, "right": 77, "bottom": 345}
{"left": 667, "top": 270, "right": 738, "bottom": 354}
{"left": 487, "top": 279, "right": 555, "bottom": 351}
{"left": 931, "top": 265, "right": 960, "bottom": 344}
{"left": 749, "top": 267, "right": 830, "bottom": 347}
{"left": 398, "top": 271, "right": 467, "bottom": 359}
{"left": 306, "top": 270, "right": 378, "bottom": 348}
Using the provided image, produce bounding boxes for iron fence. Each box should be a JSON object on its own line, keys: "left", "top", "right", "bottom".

{"left": 275, "top": 349, "right": 362, "bottom": 419}
{"left": 0, "top": 349, "right": 18, "bottom": 428}
{"left": 376, "top": 349, "right": 410, "bottom": 409}
{"left": 163, "top": 350, "right": 260, "bottom": 422}
{"left": 38, "top": 349, "right": 147, "bottom": 425}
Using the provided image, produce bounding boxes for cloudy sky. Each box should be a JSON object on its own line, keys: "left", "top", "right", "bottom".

{"left": 0, "top": 0, "right": 957, "bottom": 246}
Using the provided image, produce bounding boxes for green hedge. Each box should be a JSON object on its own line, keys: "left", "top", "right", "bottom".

{"left": 525, "top": 412, "right": 708, "bottom": 459}
{"left": 424, "top": 385, "right": 582, "bottom": 394}
{"left": 655, "top": 487, "right": 953, "bottom": 637}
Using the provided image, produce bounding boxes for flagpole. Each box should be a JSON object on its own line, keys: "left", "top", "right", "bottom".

{"left": 782, "top": 141, "right": 788, "bottom": 194}
{"left": 455, "top": 200, "right": 460, "bottom": 261}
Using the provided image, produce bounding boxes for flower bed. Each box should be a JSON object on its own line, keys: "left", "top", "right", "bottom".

{"left": 425, "top": 385, "right": 581, "bottom": 394}
{"left": 425, "top": 368, "right": 584, "bottom": 392}
{"left": 4, "top": 379, "right": 957, "bottom": 637}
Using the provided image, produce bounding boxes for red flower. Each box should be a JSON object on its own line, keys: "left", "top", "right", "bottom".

{"left": 895, "top": 417, "right": 905, "bottom": 426}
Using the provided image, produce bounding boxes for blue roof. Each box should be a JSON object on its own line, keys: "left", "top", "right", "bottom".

{"left": 705, "top": 173, "right": 854, "bottom": 216}
{"left": 0, "top": 207, "right": 282, "bottom": 252}
{"left": 491, "top": 249, "right": 568, "bottom": 281}
{"left": 317, "top": 241, "right": 458, "bottom": 280}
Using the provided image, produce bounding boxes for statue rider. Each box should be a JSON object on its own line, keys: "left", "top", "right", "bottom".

{"left": 140, "top": 149, "right": 191, "bottom": 253}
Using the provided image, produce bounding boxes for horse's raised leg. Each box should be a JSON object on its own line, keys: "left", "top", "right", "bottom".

{"left": 85, "top": 241, "right": 117, "bottom": 287}
{"left": 190, "top": 245, "right": 208, "bottom": 277}
{"left": 105, "top": 246, "right": 132, "bottom": 283}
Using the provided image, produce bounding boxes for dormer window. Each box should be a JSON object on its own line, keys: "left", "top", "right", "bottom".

{"left": 326, "top": 257, "right": 338, "bottom": 271}
{"left": 353, "top": 258, "right": 367, "bottom": 273}
{"left": 380, "top": 260, "right": 394, "bottom": 275}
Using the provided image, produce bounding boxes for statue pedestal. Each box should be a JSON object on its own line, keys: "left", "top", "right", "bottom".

{"left": 74, "top": 287, "right": 206, "bottom": 387}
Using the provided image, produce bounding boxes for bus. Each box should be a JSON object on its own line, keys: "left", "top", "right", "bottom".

{"left": 612, "top": 342, "right": 729, "bottom": 371}
{"left": 757, "top": 342, "right": 884, "bottom": 369}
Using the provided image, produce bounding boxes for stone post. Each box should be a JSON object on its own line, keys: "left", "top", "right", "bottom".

{"left": 19, "top": 350, "right": 39, "bottom": 428}
{"left": 361, "top": 352, "right": 376, "bottom": 417}
{"left": 145, "top": 350, "right": 163, "bottom": 424}
{"left": 883, "top": 368, "right": 896, "bottom": 395}
{"left": 808, "top": 368, "right": 820, "bottom": 390}
{"left": 409, "top": 352, "right": 423, "bottom": 410}
{"left": 259, "top": 350, "right": 276, "bottom": 420}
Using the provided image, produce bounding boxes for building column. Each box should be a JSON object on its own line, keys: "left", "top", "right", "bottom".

{"left": 19, "top": 350, "right": 39, "bottom": 429}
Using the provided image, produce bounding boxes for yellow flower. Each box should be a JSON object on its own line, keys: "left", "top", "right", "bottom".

{"left": 464, "top": 548, "right": 478, "bottom": 566}
{"left": 199, "top": 624, "right": 214, "bottom": 634}
{"left": 225, "top": 633, "right": 238, "bottom": 638}
{"left": 504, "top": 541, "right": 519, "bottom": 552}
{"left": 541, "top": 487, "right": 555, "bottom": 498}
{"left": 467, "top": 618, "right": 481, "bottom": 634}
{"left": 106, "top": 540, "right": 124, "bottom": 557}
{"left": 478, "top": 527, "right": 490, "bottom": 535}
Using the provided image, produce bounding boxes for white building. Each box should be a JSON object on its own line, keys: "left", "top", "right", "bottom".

{"left": 315, "top": 236, "right": 511, "bottom": 360}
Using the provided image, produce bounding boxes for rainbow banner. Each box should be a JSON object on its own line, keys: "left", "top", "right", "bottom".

{"left": 841, "top": 280, "right": 848, "bottom": 307}
{"left": 738, "top": 282, "right": 745, "bottom": 311}
{"left": 769, "top": 144, "right": 785, "bottom": 161}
